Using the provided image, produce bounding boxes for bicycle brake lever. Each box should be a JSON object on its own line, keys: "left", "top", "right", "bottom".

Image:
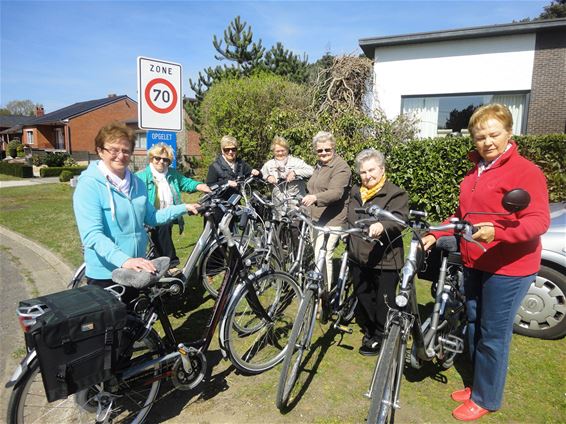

{"left": 462, "top": 233, "right": 487, "bottom": 252}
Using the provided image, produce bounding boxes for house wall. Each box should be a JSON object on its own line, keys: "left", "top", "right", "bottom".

{"left": 527, "top": 30, "right": 566, "bottom": 134}
{"left": 33, "top": 126, "right": 56, "bottom": 149}
{"left": 69, "top": 98, "right": 137, "bottom": 153}
{"left": 371, "top": 34, "right": 536, "bottom": 119}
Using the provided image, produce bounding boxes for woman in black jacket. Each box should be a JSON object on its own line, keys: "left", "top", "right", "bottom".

{"left": 348, "top": 149, "right": 409, "bottom": 355}
{"left": 206, "top": 135, "right": 259, "bottom": 200}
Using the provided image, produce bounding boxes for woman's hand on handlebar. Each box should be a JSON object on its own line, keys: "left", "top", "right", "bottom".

{"left": 472, "top": 222, "right": 495, "bottom": 243}
{"left": 122, "top": 257, "right": 157, "bottom": 273}
{"left": 286, "top": 171, "right": 296, "bottom": 182}
{"left": 251, "top": 169, "right": 261, "bottom": 177}
{"left": 368, "top": 222, "right": 384, "bottom": 238}
{"left": 267, "top": 175, "right": 277, "bottom": 185}
{"left": 421, "top": 234, "right": 437, "bottom": 251}
{"left": 197, "top": 183, "right": 212, "bottom": 193}
{"left": 185, "top": 203, "right": 201, "bottom": 215}
{"left": 302, "top": 194, "right": 317, "bottom": 207}
{"left": 227, "top": 180, "right": 238, "bottom": 188}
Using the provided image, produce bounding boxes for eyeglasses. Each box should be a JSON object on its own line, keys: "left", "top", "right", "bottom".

{"left": 223, "top": 147, "right": 237, "bottom": 153}
{"left": 152, "top": 156, "right": 171, "bottom": 164}
{"left": 101, "top": 147, "right": 131, "bottom": 157}
{"left": 316, "top": 148, "right": 333, "bottom": 154}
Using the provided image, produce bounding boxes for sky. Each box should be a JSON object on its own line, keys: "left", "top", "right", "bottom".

{"left": 0, "top": 0, "right": 550, "bottom": 113}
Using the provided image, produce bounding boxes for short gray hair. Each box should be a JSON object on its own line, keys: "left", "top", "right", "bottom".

{"left": 355, "top": 149, "right": 385, "bottom": 173}
{"left": 312, "top": 131, "right": 336, "bottom": 149}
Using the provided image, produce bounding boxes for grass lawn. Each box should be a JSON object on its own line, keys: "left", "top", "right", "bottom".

{"left": 0, "top": 183, "right": 564, "bottom": 423}
{"left": 0, "top": 174, "right": 26, "bottom": 181}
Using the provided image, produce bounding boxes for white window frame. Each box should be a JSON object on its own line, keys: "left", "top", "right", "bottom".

{"left": 25, "top": 130, "right": 34, "bottom": 145}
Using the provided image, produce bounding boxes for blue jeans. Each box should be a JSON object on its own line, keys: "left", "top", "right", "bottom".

{"left": 464, "top": 268, "right": 535, "bottom": 411}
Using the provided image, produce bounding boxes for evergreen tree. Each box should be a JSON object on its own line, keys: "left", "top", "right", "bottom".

{"left": 263, "top": 42, "right": 309, "bottom": 84}
{"left": 538, "top": 0, "right": 566, "bottom": 19}
{"left": 212, "top": 16, "right": 265, "bottom": 71}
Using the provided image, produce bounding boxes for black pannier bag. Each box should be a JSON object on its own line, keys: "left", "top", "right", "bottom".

{"left": 20, "top": 285, "right": 127, "bottom": 402}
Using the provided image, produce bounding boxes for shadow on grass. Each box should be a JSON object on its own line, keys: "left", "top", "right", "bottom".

{"left": 278, "top": 325, "right": 350, "bottom": 414}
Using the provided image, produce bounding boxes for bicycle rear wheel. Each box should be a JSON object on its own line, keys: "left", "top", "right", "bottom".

{"left": 222, "top": 271, "right": 302, "bottom": 374}
{"left": 367, "top": 323, "right": 402, "bottom": 424}
{"left": 275, "top": 289, "right": 316, "bottom": 410}
{"left": 68, "top": 262, "right": 87, "bottom": 289}
{"left": 7, "top": 329, "right": 163, "bottom": 424}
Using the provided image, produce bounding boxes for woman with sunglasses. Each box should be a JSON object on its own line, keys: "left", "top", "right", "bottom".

{"left": 206, "top": 135, "right": 260, "bottom": 200}
{"left": 137, "top": 142, "right": 211, "bottom": 273}
{"left": 73, "top": 122, "right": 200, "bottom": 301}
{"left": 301, "top": 131, "right": 352, "bottom": 286}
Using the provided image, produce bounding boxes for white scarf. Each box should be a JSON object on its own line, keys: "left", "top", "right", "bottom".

{"left": 97, "top": 161, "right": 131, "bottom": 196}
{"left": 150, "top": 163, "right": 174, "bottom": 209}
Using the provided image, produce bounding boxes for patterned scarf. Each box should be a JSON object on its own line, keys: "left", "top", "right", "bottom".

{"left": 360, "top": 173, "right": 387, "bottom": 204}
{"left": 150, "top": 163, "right": 174, "bottom": 209}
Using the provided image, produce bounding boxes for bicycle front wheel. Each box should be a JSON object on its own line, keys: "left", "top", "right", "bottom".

{"left": 367, "top": 323, "right": 402, "bottom": 424}
{"left": 222, "top": 271, "right": 302, "bottom": 374}
{"left": 68, "top": 262, "right": 87, "bottom": 289}
{"left": 7, "top": 330, "right": 163, "bottom": 424}
{"left": 275, "top": 288, "right": 316, "bottom": 410}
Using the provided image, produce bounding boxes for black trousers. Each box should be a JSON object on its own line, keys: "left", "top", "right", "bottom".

{"left": 149, "top": 223, "right": 180, "bottom": 267}
{"left": 351, "top": 265, "right": 399, "bottom": 340}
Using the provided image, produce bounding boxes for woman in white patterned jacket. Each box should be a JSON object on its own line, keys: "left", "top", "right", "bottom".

{"left": 261, "top": 136, "right": 314, "bottom": 218}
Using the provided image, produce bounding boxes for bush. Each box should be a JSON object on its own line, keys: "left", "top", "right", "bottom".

{"left": 42, "top": 152, "right": 70, "bottom": 167}
{"left": 0, "top": 162, "right": 33, "bottom": 178}
{"left": 7, "top": 140, "right": 21, "bottom": 158}
{"left": 59, "top": 170, "right": 74, "bottom": 182}
{"left": 200, "top": 72, "right": 310, "bottom": 169}
{"left": 40, "top": 166, "right": 86, "bottom": 178}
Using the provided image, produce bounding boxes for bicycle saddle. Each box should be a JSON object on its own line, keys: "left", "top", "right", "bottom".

{"left": 111, "top": 257, "right": 170, "bottom": 289}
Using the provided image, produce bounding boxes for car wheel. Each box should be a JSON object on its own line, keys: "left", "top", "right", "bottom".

{"left": 513, "top": 265, "right": 566, "bottom": 340}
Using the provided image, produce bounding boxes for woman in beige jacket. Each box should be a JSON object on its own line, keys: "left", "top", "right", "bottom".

{"left": 302, "top": 131, "right": 352, "bottom": 286}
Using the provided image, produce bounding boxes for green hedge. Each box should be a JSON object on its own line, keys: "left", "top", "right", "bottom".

{"left": 40, "top": 166, "right": 87, "bottom": 178}
{"left": 0, "top": 162, "right": 33, "bottom": 178}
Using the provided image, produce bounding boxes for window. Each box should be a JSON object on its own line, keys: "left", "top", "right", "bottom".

{"left": 401, "top": 93, "right": 528, "bottom": 138}
{"left": 25, "top": 130, "right": 34, "bottom": 145}
{"left": 135, "top": 132, "right": 147, "bottom": 150}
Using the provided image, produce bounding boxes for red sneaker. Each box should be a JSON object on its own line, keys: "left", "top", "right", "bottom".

{"left": 451, "top": 387, "right": 472, "bottom": 402}
{"left": 452, "top": 399, "right": 490, "bottom": 421}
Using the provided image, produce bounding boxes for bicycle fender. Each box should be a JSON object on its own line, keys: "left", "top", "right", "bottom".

{"left": 5, "top": 349, "right": 37, "bottom": 389}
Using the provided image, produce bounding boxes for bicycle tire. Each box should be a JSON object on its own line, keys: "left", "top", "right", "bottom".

{"left": 7, "top": 329, "right": 163, "bottom": 424}
{"left": 222, "top": 271, "right": 302, "bottom": 374}
{"left": 367, "top": 323, "right": 402, "bottom": 424}
{"left": 339, "top": 274, "right": 358, "bottom": 324}
{"left": 275, "top": 288, "right": 316, "bottom": 410}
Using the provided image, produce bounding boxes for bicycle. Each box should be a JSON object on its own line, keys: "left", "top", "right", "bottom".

{"left": 361, "top": 189, "right": 530, "bottom": 424}
{"left": 275, "top": 209, "right": 366, "bottom": 410}
{"left": 7, "top": 195, "right": 302, "bottom": 423}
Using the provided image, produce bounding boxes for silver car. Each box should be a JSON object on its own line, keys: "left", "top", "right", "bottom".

{"left": 514, "top": 202, "right": 566, "bottom": 339}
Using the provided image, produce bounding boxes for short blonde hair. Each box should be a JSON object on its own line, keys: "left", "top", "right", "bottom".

{"left": 468, "top": 103, "right": 513, "bottom": 136}
{"left": 271, "top": 136, "right": 289, "bottom": 152}
{"left": 312, "top": 131, "right": 336, "bottom": 149}
{"left": 148, "top": 142, "right": 174, "bottom": 161}
{"left": 220, "top": 135, "right": 239, "bottom": 150}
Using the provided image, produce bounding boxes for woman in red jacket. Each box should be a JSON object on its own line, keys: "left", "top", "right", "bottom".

{"left": 422, "top": 104, "right": 550, "bottom": 421}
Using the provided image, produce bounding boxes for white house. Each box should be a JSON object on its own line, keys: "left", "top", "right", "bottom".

{"left": 359, "top": 18, "right": 566, "bottom": 138}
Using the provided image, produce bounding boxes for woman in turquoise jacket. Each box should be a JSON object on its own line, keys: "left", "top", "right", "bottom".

{"left": 136, "top": 142, "right": 210, "bottom": 271}
{"left": 73, "top": 123, "right": 199, "bottom": 294}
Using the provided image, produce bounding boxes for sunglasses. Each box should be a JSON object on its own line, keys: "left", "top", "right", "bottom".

{"left": 316, "top": 148, "right": 333, "bottom": 154}
{"left": 153, "top": 156, "right": 171, "bottom": 164}
{"left": 223, "top": 147, "right": 237, "bottom": 153}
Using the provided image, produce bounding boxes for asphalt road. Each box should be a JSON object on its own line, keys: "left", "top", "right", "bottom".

{"left": 0, "top": 227, "right": 71, "bottom": 419}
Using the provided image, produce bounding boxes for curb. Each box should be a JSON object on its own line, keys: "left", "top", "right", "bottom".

{"left": 0, "top": 225, "right": 73, "bottom": 289}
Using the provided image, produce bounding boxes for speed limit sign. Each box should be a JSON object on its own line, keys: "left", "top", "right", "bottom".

{"left": 137, "top": 56, "right": 183, "bottom": 131}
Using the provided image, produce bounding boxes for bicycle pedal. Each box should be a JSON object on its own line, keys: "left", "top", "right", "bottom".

{"left": 439, "top": 334, "right": 464, "bottom": 354}
{"left": 334, "top": 323, "right": 353, "bottom": 334}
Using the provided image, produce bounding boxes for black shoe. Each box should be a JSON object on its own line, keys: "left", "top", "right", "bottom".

{"left": 359, "top": 339, "right": 381, "bottom": 356}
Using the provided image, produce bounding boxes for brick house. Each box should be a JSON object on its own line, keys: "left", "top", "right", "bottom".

{"left": 359, "top": 18, "right": 566, "bottom": 137}
{"left": 15, "top": 95, "right": 137, "bottom": 156}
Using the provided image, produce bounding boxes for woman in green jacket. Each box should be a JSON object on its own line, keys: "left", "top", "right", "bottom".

{"left": 137, "top": 142, "right": 210, "bottom": 272}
